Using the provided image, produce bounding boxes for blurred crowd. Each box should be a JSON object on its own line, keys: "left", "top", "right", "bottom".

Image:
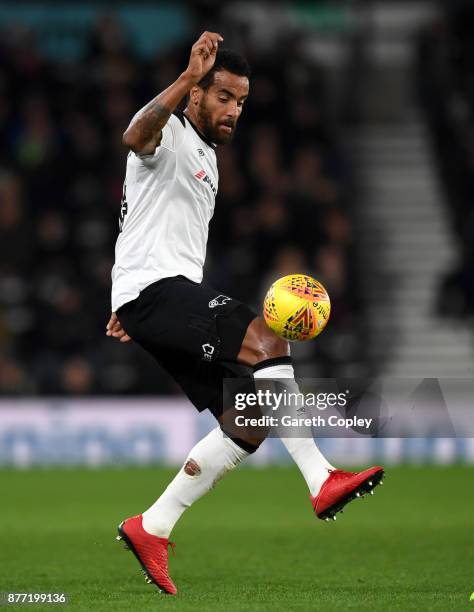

{"left": 417, "top": 2, "right": 474, "bottom": 318}
{"left": 0, "top": 14, "right": 360, "bottom": 395}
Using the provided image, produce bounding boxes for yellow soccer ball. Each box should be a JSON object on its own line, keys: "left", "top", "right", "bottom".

{"left": 263, "top": 274, "right": 331, "bottom": 341}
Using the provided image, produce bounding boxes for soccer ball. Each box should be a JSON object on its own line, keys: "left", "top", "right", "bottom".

{"left": 263, "top": 274, "right": 331, "bottom": 341}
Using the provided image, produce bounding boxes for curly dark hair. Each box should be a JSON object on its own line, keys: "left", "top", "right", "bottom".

{"left": 198, "top": 48, "right": 251, "bottom": 90}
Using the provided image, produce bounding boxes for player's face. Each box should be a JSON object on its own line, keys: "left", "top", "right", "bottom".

{"left": 198, "top": 70, "right": 249, "bottom": 144}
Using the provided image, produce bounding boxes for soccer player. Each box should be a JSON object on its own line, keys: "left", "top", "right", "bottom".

{"left": 107, "top": 31, "right": 384, "bottom": 595}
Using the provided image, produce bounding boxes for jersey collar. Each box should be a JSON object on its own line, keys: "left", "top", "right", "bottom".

{"left": 178, "top": 110, "right": 217, "bottom": 150}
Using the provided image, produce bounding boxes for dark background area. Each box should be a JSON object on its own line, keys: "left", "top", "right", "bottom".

{"left": 417, "top": 2, "right": 474, "bottom": 319}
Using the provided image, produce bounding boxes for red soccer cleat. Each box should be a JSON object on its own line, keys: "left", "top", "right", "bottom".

{"left": 116, "top": 514, "right": 177, "bottom": 595}
{"left": 311, "top": 466, "right": 385, "bottom": 521}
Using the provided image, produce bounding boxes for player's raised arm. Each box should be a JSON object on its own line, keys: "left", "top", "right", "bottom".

{"left": 122, "top": 31, "right": 224, "bottom": 155}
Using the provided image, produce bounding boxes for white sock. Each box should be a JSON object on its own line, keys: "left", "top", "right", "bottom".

{"left": 254, "top": 362, "right": 334, "bottom": 496}
{"left": 142, "top": 426, "right": 249, "bottom": 537}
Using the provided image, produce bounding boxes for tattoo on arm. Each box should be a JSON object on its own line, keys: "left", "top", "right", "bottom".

{"left": 124, "top": 73, "right": 195, "bottom": 152}
{"left": 133, "top": 100, "right": 171, "bottom": 144}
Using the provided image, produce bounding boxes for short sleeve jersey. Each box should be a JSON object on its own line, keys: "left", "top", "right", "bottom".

{"left": 111, "top": 111, "right": 219, "bottom": 312}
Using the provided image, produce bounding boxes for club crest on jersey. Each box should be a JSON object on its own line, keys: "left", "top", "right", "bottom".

{"left": 209, "top": 295, "right": 232, "bottom": 308}
{"left": 194, "top": 169, "right": 217, "bottom": 196}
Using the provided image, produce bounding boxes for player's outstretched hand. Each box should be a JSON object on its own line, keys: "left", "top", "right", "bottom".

{"left": 106, "top": 312, "right": 131, "bottom": 343}
{"left": 185, "top": 31, "right": 224, "bottom": 84}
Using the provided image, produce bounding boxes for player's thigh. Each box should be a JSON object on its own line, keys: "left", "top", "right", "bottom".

{"left": 164, "top": 357, "right": 249, "bottom": 414}
{"left": 127, "top": 276, "right": 256, "bottom": 363}
{"left": 169, "top": 357, "right": 267, "bottom": 446}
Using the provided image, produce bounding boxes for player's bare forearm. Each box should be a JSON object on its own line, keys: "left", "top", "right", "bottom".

{"left": 122, "top": 31, "right": 223, "bottom": 155}
{"left": 122, "top": 73, "right": 195, "bottom": 154}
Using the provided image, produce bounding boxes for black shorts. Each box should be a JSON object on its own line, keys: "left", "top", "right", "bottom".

{"left": 116, "top": 276, "right": 257, "bottom": 417}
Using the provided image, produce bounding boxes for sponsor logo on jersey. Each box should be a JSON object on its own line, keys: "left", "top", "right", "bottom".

{"left": 202, "top": 343, "right": 215, "bottom": 361}
{"left": 197, "top": 148, "right": 205, "bottom": 157}
{"left": 194, "top": 169, "right": 217, "bottom": 196}
{"left": 209, "top": 295, "right": 232, "bottom": 309}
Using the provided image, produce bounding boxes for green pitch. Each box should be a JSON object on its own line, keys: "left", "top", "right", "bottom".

{"left": 0, "top": 465, "right": 472, "bottom": 611}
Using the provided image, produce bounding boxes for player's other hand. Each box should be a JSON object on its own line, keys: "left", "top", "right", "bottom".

{"left": 106, "top": 312, "right": 131, "bottom": 343}
{"left": 185, "top": 31, "right": 224, "bottom": 84}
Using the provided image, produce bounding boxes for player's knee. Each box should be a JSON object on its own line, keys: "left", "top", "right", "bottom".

{"left": 228, "top": 434, "right": 264, "bottom": 454}
{"left": 240, "top": 317, "right": 289, "bottom": 367}
{"left": 184, "top": 458, "right": 201, "bottom": 476}
{"left": 255, "top": 334, "right": 289, "bottom": 364}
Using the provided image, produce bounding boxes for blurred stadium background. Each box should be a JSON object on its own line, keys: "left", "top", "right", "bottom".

{"left": 0, "top": 0, "right": 473, "bottom": 469}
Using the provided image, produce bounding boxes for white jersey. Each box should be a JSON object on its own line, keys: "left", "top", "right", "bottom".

{"left": 111, "top": 111, "right": 218, "bottom": 312}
